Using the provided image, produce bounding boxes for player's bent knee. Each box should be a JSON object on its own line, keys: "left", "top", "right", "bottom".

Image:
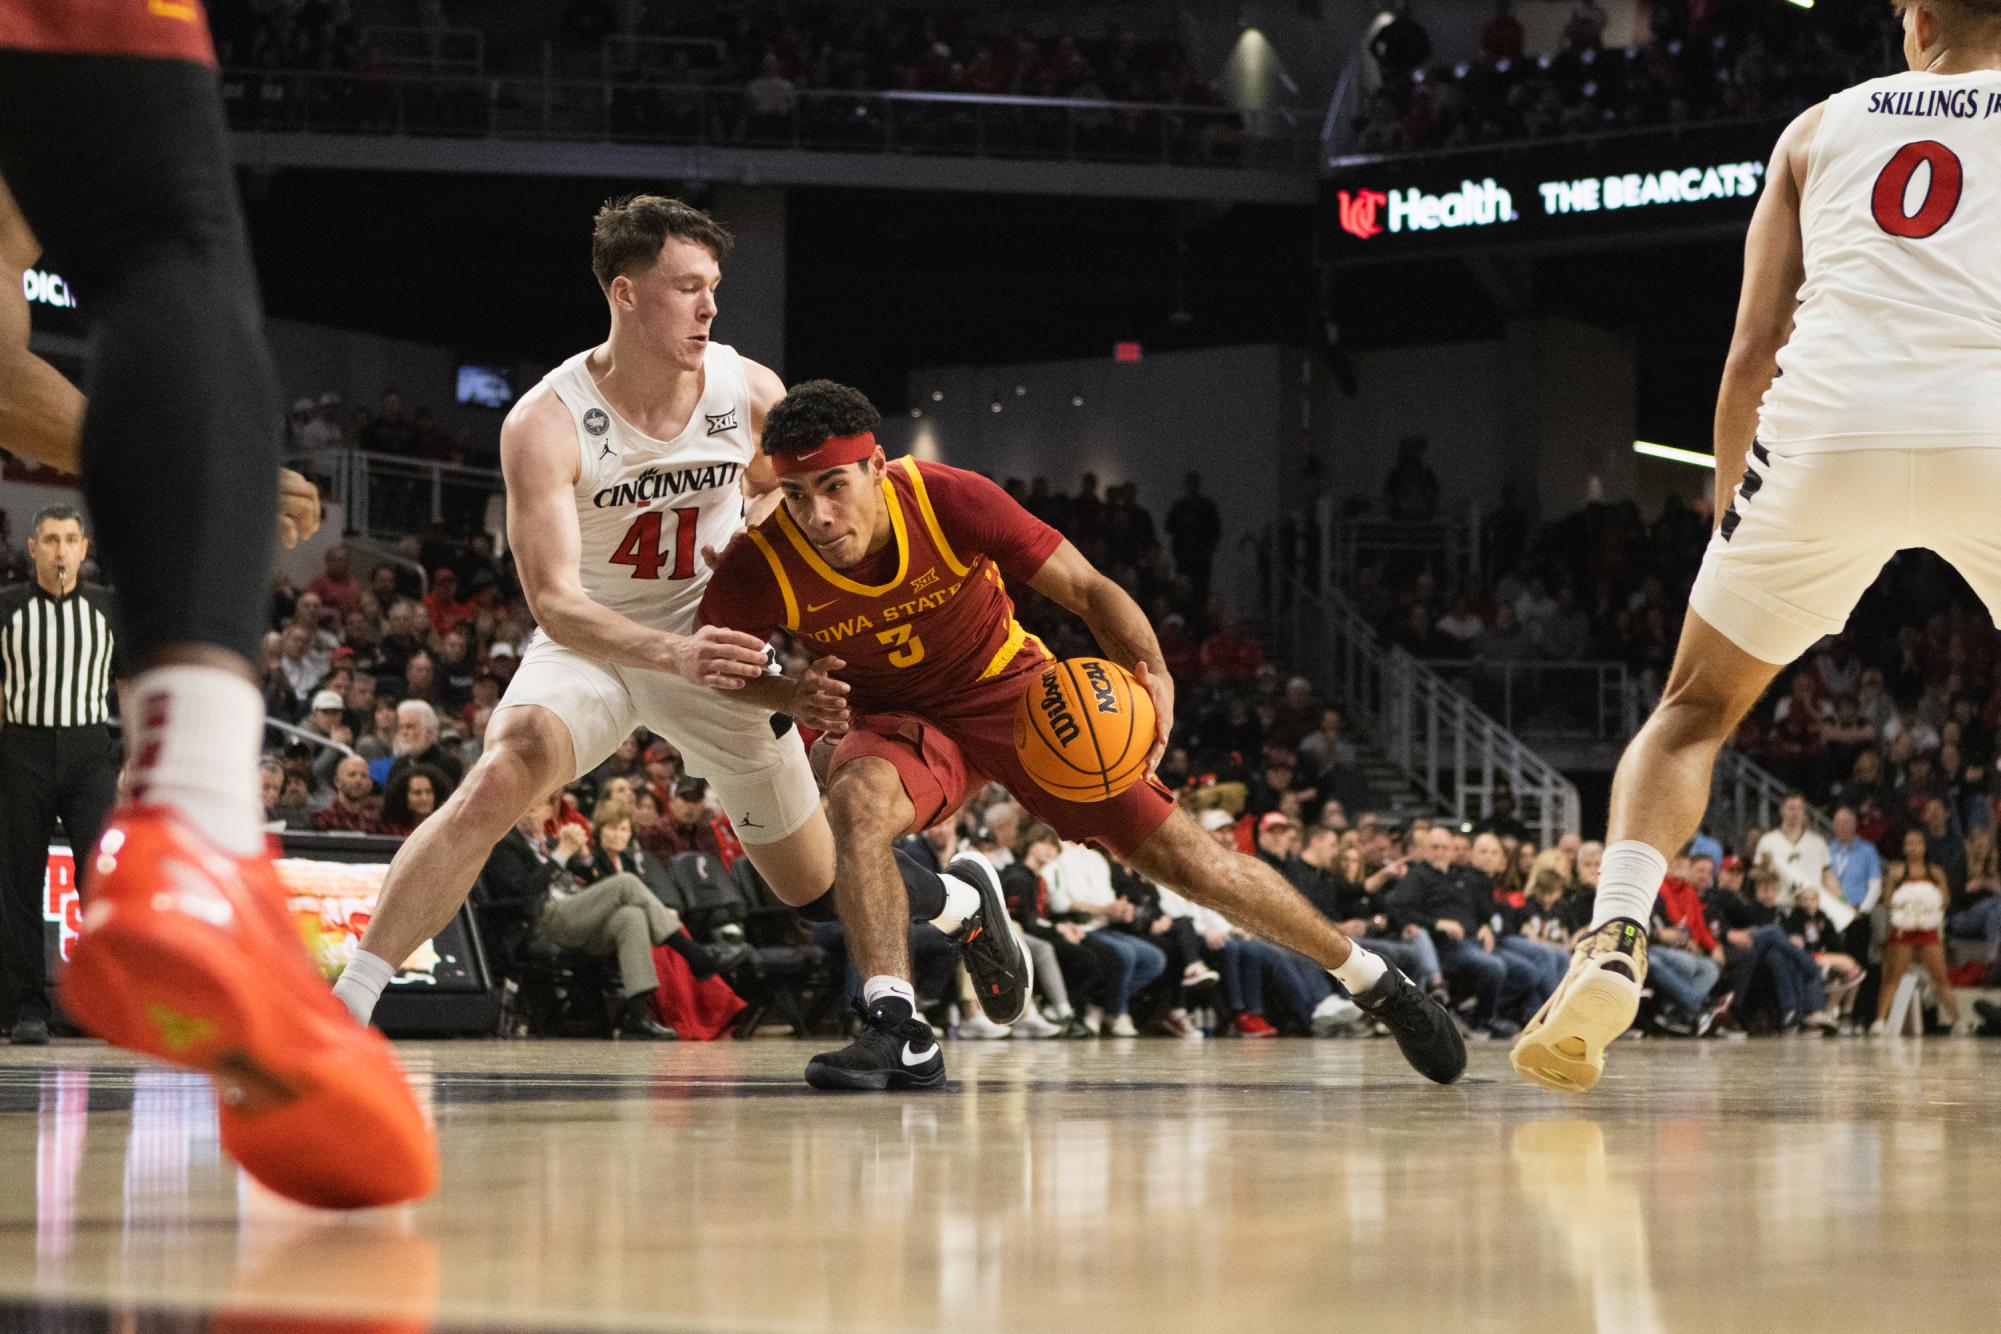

{"left": 825, "top": 760, "right": 910, "bottom": 837}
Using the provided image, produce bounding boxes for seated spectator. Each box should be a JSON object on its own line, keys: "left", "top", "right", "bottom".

{"left": 357, "top": 696, "right": 399, "bottom": 767}
{"left": 1388, "top": 826, "right": 1531, "bottom": 1037}
{"left": 386, "top": 698, "right": 466, "bottom": 789}
{"left": 1295, "top": 707, "right": 1356, "bottom": 773}
{"left": 382, "top": 762, "right": 452, "bottom": 837}
{"left": 1469, "top": 832, "right": 1564, "bottom": 1013}
{"left": 587, "top": 798, "right": 674, "bottom": 903}
{"left": 307, "top": 544, "right": 363, "bottom": 617}
{"left": 1948, "top": 823, "right": 2001, "bottom": 977}
{"left": 1782, "top": 886, "right": 1864, "bottom": 1027}
{"left": 1649, "top": 853, "right": 1724, "bottom": 1035}
{"left": 313, "top": 754, "right": 385, "bottom": 834}
{"left": 1199, "top": 612, "right": 1263, "bottom": 684}
{"left": 642, "top": 776, "right": 725, "bottom": 860}
{"left": 1434, "top": 594, "right": 1485, "bottom": 651}
{"left": 1753, "top": 793, "right": 1829, "bottom": 907}
{"left": 1002, "top": 822, "right": 1098, "bottom": 1039}
{"left": 1710, "top": 865, "right": 1836, "bottom": 1033}
{"left": 1044, "top": 840, "right": 1167, "bottom": 1036}
{"left": 473, "top": 794, "right": 740, "bottom": 1040}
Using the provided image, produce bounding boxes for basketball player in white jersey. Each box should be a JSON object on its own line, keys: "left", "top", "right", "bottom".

{"left": 1513, "top": 0, "right": 2001, "bottom": 1092}
{"left": 332, "top": 196, "right": 1031, "bottom": 1046}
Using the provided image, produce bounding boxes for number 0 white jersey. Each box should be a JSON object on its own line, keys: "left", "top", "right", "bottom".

{"left": 1759, "top": 70, "right": 2001, "bottom": 450}
{"left": 545, "top": 340, "right": 755, "bottom": 635}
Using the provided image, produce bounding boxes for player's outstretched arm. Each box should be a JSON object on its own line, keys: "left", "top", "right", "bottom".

{"left": 1, "top": 181, "right": 321, "bottom": 547}
{"left": 503, "top": 386, "right": 767, "bottom": 688}
{"left": 1714, "top": 103, "right": 1816, "bottom": 525}
{"left": 740, "top": 357, "right": 788, "bottom": 530}
{"left": 1028, "top": 538, "right": 1175, "bottom": 770}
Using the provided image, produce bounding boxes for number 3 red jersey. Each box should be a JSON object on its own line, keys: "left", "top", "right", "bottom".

{"left": 699, "top": 458, "right": 1063, "bottom": 717}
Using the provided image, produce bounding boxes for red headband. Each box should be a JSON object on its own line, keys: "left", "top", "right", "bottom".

{"left": 771, "top": 432, "right": 878, "bottom": 478}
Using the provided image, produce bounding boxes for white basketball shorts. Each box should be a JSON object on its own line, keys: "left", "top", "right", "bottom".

{"left": 492, "top": 632, "right": 819, "bottom": 845}
{"left": 1690, "top": 443, "right": 2001, "bottom": 665}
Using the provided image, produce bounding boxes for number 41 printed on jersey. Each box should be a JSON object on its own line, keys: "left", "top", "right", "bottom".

{"left": 610, "top": 507, "right": 699, "bottom": 580}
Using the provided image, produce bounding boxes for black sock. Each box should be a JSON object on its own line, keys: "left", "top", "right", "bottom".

{"left": 665, "top": 931, "right": 719, "bottom": 978}
{"left": 895, "top": 850, "right": 949, "bottom": 921}
{"left": 792, "top": 854, "right": 950, "bottom": 926}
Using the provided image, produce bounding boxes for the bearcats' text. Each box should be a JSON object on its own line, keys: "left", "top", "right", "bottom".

{"left": 593, "top": 462, "right": 740, "bottom": 508}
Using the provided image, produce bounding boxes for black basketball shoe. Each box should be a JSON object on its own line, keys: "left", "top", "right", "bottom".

{"left": 941, "top": 852, "right": 1034, "bottom": 1025}
{"left": 805, "top": 999, "right": 947, "bottom": 1092}
{"left": 1353, "top": 966, "right": 1467, "bottom": 1085}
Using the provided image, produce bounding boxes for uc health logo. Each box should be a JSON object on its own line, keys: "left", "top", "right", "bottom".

{"left": 1337, "top": 188, "right": 1389, "bottom": 240}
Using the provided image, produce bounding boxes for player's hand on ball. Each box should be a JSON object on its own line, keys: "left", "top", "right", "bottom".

{"left": 791, "top": 656, "right": 851, "bottom": 736}
{"left": 277, "top": 468, "right": 322, "bottom": 549}
{"left": 1130, "top": 659, "right": 1175, "bottom": 773}
{"left": 674, "top": 625, "right": 772, "bottom": 689}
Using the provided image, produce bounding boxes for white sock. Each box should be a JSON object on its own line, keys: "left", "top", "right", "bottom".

{"left": 929, "top": 873, "right": 983, "bottom": 935}
{"left": 1590, "top": 839, "right": 1668, "bottom": 931}
{"left": 1330, "top": 943, "right": 1388, "bottom": 995}
{"left": 125, "top": 666, "right": 266, "bottom": 857}
{"left": 862, "top": 975, "right": 916, "bottom": 1015}
{"left": 331, "top": 948, "right": 396, "bottom": 1024}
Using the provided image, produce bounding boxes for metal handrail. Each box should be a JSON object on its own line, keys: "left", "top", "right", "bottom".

{"left": 1415, "top": 657, "right": 1638, "bottom": 741}
{"left": 1278, "top": 572, "right": 1581, "bottom": 845}
{"left": 359, "top": 25, "right": 485, "bottom": 75}
{"left": 1327, "top": 106, "right": 1793, "bottom": 170}
{"left": 287, "top": 447, "right": 503, "bottom": 543}
{"left": 218, "top": 67, "right": 1311, "bottom": 169}
{"left": 1709, "top": 746, "right": 1834, "bottom": 847}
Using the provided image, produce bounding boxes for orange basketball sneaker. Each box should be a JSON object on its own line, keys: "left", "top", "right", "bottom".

{"left": 61, "top": 805, "right": 438, "bottom": 1209}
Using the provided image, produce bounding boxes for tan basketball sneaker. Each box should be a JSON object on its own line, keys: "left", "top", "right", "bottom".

{"left": 1510, "top": 919, "right": 1648, "bottom": 1093}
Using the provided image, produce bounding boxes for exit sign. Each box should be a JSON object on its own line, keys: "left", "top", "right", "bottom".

{"left": 1114, "top": 341, "right": 1142, "bottom": 362}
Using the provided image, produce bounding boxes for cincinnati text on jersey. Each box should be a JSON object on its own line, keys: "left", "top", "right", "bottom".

{"left": 592, "top": 462, "right": 742, "bottom": 509}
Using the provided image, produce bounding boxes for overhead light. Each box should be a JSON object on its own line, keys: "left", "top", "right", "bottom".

{"left": 1783, "top": 0, "right": 1813, "bottom": 8}
{"left": 910, "top": 407, "right": 922, "bottom": 418}
{"left": 1014, "top": 385, "right": 1027, "bottom": 397}
{"left": 990, "top": 401, "right": 1002, "bottom": 413}
{"left": 1633, "top": 440, "right": 1716, "bottom": 468}
{"left": 930, "top": 389, "right": 943, "bottom": 402}
{"left": 1072, "top": 395, "right": 1084, "bottom": 408}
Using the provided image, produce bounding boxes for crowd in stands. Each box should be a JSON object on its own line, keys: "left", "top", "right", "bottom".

{"left": 211, "top": 1, "right": 1246, "bottom": 157}
{"left": 1353, "top": 0, "right": 1903, "bottom": 155}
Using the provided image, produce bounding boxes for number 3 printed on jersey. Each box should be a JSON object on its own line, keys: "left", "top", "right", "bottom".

{"left": 609, "top": 507, "right": 699, "bottom": 580}
{"left": 1872, "top": 140, "right": 1963, "bottom": 239}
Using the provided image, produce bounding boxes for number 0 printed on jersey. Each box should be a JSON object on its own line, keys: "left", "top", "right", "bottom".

{"left": 1872, "top": 139, "right": 1963, "bottom": 240}
{"left": 609, "top": 507, "right": 699, "bottom": 580}
{"left": 877, "top": 623, "right": 926, "bottom": 668}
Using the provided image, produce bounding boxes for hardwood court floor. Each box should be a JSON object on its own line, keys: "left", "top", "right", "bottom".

{"left": 0, "top": 1035, "right": 1996, "bottom": 1332}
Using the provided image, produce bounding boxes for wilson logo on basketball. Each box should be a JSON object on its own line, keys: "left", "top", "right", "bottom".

{"left": 1037, "top": 671, "right": 1081, "bottom": 746}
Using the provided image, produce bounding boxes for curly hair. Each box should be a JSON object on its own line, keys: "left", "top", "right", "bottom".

{"left": 760, "top": 380, "right": 881, "bottom": 457}
{"left": 383, "top": 762, "right": 454, "bottom": 835}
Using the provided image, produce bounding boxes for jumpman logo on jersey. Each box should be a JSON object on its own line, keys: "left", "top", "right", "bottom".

{"left": 598, "top": 439, "right": 617, "bottom": 461}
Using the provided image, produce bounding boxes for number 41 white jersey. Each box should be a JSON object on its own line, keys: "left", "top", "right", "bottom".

{"left": 545, "top": 340, "right": 755, "bottom": 636}
{"left": 1758, "top": 69, "right": 2001, "bottom": 451}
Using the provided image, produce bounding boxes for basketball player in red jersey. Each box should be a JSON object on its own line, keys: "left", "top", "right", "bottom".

{"left": 701, "top": 381, "right": 1465, "bottom": 1090}
{"left": 0, "top": 1, "right": 433, "bottom": 1206}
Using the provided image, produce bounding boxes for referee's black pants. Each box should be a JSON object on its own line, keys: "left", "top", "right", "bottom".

{"left": 0, "top": 725, "right": 119, "bottom": 1027}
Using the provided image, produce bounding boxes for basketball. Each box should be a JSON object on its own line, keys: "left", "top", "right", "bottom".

{"left": 1013, "top": 657, "right": 1157, "bottom": 802}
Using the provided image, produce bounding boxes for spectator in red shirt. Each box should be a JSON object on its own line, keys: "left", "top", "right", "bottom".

{"left": 422, "top": 567, "right": 474, "bottom": 636}
{"left": 641, "top": 776, "right": 723, "bottom": 862}
{"left": 1199, "top": 611, "right": 1264, "bottom": 683}
{"left": 1649, "top": 853, "right": 1724, "bottom": 1032}
{"left": 1480, "top": 0, "right": 1526, "bottom": 61}
{"left": 306, "top": 544, "right": 364, "bottom": 617}
{"left": 313, "top": 755, "right": 386, "bottom": 834}
{"left": 1158, "top": 613, "right": 1201, "bottom": 682}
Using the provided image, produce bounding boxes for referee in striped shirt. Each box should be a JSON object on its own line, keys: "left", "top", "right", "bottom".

{"left": 0, "top": 505, "right": 124, "bottom": 1045}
